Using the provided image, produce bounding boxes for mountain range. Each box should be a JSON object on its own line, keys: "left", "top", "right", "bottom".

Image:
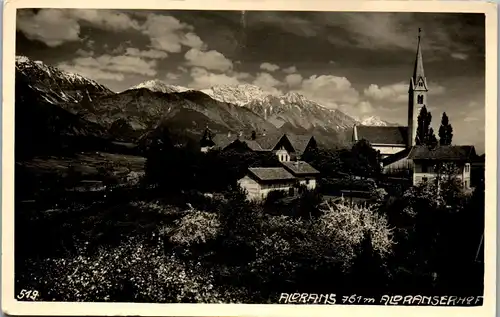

{"left": 14, "top": 56, "right": 391, "bottom": 158}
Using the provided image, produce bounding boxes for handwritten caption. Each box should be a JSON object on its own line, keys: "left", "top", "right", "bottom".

{"left": 17, "top": 289, "right": 40, "bottom": 301}
{"left": 279, "top": 293, "right": 484, "bottom": 306}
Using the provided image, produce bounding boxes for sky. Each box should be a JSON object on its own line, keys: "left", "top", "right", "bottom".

{"left": 16, "top": 9, "right": 485, "bottom": 152}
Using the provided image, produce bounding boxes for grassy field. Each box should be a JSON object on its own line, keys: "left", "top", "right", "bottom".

{"left": 18, "top": 151, "right": 146, "bottom": 180}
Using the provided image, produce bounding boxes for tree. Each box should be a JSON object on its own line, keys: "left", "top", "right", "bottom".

{"left": 200, "top": 127, "right": 215, "bottom": 148}
{"left": 428, "top": 127, "right": 438, "bottom": 148}
{"left": 415, "top": 106, "right": 437, "bottom": 146}
{"left": 350, "top": 139, "right": 382, "bottom": 178}
{"left": 438, "top": 112, "right": 453, "bottom": 146}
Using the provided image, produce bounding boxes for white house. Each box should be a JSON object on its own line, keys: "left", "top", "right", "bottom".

{"left": 280, "top": 161, "right": 320, "bottom": 190}
{"left": 407, "top": 145, "right": 477, "bottom": 189}
{"left": 237, "top": 167, "right": 297, "bottom": 201}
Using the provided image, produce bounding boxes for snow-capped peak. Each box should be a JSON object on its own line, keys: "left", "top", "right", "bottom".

{"left": 201, "top": 84, "right": 270, "bottom": 107}
{"left": 129, "top": 79, "right": 190, "bottom": 94}
{"left": 360, "top": 116, "right": 389, "bottom": 126}
{"left": 16, "top": 55, "right": 30, "bottom": 64}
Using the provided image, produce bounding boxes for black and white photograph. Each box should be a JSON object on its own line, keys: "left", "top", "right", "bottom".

{"left": 2, "top": 0, "right": 497, "bottom": 316}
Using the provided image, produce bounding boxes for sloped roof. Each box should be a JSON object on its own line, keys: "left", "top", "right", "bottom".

{"left": 355, "top": 125, "right": 408, "bottom": 145}
{"left": 382, "top": 147, "right": 413, "bottom": 166}
{"left": 212, "top": 134, "right": 238, "bottom": 149}
{"left": 254, "top": 133, "right": 283, "bottom": 150}
{"left": 248, "top": 167, "right": 296, "bottom": 182}
{"left": 284, "top": 134, "right": 315, "bottom": 154}
{"left": 281, "top": 161, "right": 320, "bottom": 176}
{"left": 242, "top": 140, "right": 265, "bottom": 151}
{"left": 407, "top": 145, "right": 477, "bottom": 161}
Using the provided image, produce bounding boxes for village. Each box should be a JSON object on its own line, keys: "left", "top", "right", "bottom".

{"left": 192, "top": 29, "right": 484, "bottom": 204}
{"left": 12, "top": 13, "right": 487, "bottom": 304}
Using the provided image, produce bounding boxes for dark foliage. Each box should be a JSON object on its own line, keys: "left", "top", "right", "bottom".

{"left": 144, "top": 127, "right": 280, "bottom": 193}
{"left": 415, "top": 105, "right": 437, "bottom": 147}
{"left": 438, "top": 112, "right": 454, "bottom": 146}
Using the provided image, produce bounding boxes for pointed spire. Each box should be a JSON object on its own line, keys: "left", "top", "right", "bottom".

{"left": 413, "top": 28, "right": 425, "bottom": 82}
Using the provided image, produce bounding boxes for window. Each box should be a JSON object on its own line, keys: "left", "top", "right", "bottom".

{"left": 464, "top": 180, "right": 469, "bottom": 189}
{"left": 417, "top": 95, "right": 424, "bottom": 104}
{"left": 422, "top": 177, "right": 428, "bottom": 182}
{"left": 421, "top": 164, "right": 428, "bottom": 173}
{"left": 419, "top": 82, "right": 424, "bottom": 87}
{"left": 305, "top": 179, "right": 310, "bottom": 185}
{"left": 465, "top": 163, "right": 470, "bottom": 173}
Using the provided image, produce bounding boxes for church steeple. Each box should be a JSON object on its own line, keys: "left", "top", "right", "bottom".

{"left": 408, "top": 28, "right": 429, "bottom": 147}
{"left": 412, "top": 28, "right": 425, "bottom": 83}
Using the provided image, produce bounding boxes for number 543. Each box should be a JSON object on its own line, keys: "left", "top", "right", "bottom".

{"left": 17, "top": 289, "right": 39, "bottom": 301}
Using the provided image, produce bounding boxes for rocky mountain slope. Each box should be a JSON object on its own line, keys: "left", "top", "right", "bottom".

{"left": 200, "top": 84, "right": 358, "bottom": 144}
{"left": 15, "top": 56, "right": 362, "bottom": 152}
{"left": 16, "top": 55, "right": 114, "bottom": 105}
{"left": 15, "top": 59, "right": 112, "bottom": 159}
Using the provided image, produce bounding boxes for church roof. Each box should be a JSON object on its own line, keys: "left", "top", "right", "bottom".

{"left": 355, "top": 125, "right": 408, "bottom": 146}
{"left": 247, "top": 167, "right": 296, "bottom": 182}
{"left": 413, "top": 28, "right": 425, "bottom": 82}
{"left": 407, "top": 145, "right": 477, "bottom": 161}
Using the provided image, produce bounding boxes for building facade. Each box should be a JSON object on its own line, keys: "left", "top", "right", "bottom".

{"left": 237, "top": 167, "right": 297, "bottom": 201}
{"left": 407, "top": 145, "right": 476, "bottom": 189}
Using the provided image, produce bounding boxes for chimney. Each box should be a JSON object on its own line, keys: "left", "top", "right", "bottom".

{"left": 239, "top": 131, "right": 243, "bottom": 137}
{"left": 227, "top": 131, "right": 231, "bottom": 138}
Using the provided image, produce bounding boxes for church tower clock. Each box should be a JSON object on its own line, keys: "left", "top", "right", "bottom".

{"left": 408, "top": 28, "right": 428, "bottom": 147}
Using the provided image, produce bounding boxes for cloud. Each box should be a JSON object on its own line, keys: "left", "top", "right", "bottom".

{"left": 58, "top": 54, "right": 158, "bottom": 78}
{"left": 166, "top": 72, "right": 181, "bottom": 81}
{"left": 283, "top": 66, "right": 297, "bottom": 74}
{"left": 124, "top": 48, "right": 168, "bottom": 59}
{"left": 17, "top": 9, "right": 81, "bottom": 47}
{"left": 253, "top": 72, "right": 282, "bottom": 95}
{"left": 463, "top": 116, "right": 479, "bottom": 122}
{"left": 75, "top": 49, "right": 94, "bottom": 57}
{"left": 357, "top": 101, "right": 374, "bottom": 114}
{"left": 285, "top": 73, "right": 303, "bottom": 87}
{"left": 58, "top": 63, "right": 125, "bottom": 81}
{"left": 17, "top": 9, "right": 143, "bottom": 47}
{"left": 184, "top": 48, "right": 233, "bottom": 72}
{"left": 364, "top": 81, "right": 446, "bottom": 102}
{"left": 67, "top": 9, "right": 140, "bottom": 31}
{"left": 260, "top": 62, "right": 280, "bottom": 72}
{"left": 364, "top": 82, "right": 408, "bottom": 102}
{"left": 451, "top": 52, "right": 468, "bottom": 60}
{"left": 298, "top": 74, "right": 360, "bottom": 107}
{"left": 188, "top": 67, "right": 242, "bottom": 89}
{"left": 141, "top": 14, "right": 205, "bottom": 53}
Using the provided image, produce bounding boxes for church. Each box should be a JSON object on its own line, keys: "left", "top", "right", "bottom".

{"left": 352, "top": 29, "right": 428, "bottom": 159}
{"left": 352, "top": 30, "right": 478, "bottom": 190}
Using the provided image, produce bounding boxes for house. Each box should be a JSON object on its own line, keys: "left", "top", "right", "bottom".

{"left": 281, "top": 161, "right": 320, "bottom": 190}
{"left": 407, "top": 145, "right": 477, "bottom": 189}
{"left": 352, "top": 29, "right": 429, "bottom": 160}
{"left": 382, "top": 147, "right": 413, "bottom": 176}
{"left": 237, "top": 167, "right": 297, "bottom": 201}
{"left": 204, "top": 130, "right": 317, "bottom": 163}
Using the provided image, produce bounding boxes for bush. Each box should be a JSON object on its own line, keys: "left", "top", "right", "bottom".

{"left": 166, "top": 210, "right": 221, "bottom": 248}
{"left": 18, "top": 237, "right": 233, "bottom": 303}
